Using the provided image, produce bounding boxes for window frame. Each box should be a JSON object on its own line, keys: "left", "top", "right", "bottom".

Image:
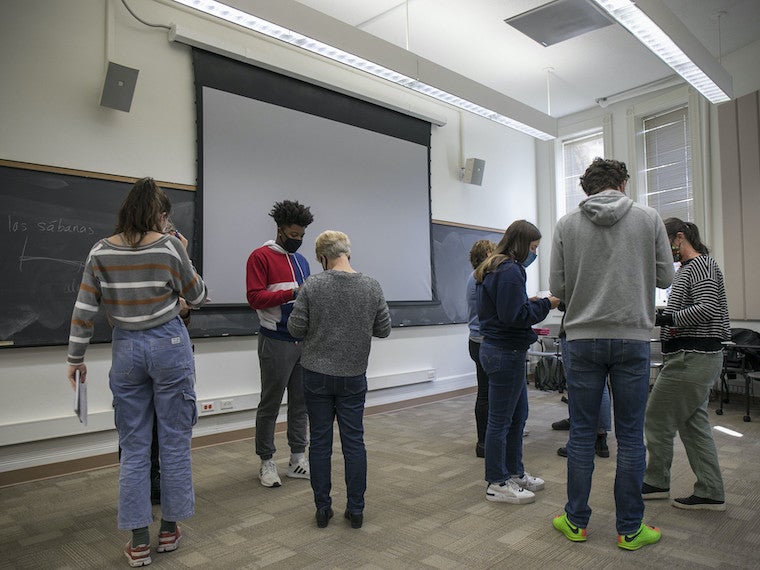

{"left": 552, "top": 114, "right": 612, "bottom": 223}
{"left": 627, "top": 85, "right": 707, "bottom": 235}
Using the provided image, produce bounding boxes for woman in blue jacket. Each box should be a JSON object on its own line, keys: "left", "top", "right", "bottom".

{"left": 475, "top": 219, "right": 560, "bottom": 504}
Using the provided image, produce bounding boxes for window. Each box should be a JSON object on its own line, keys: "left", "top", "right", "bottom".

{"left": 558, "top": 131, "right": 603, "bottom": 218}
{"left": 642, "top": 106, "right": 693, "bottom": 221}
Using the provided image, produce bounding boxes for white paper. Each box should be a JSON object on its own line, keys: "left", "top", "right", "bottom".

{"left": 74, "top": 370, "right": 88, "bottom": 426}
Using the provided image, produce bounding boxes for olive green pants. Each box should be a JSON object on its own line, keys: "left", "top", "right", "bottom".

{"left": 644, "top": 350, "right": 724, "bottom": 500}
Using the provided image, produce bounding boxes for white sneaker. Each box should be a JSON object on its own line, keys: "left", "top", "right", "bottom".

{"left": 259, "top": 459, "right": 282, "bottom": 487}
{"left": 511, "top": 472, "right": 545, "bottom": 492}
{"left": 486, "top": 480, "right": 535, "bottom": 504}
{"left": 287, "top": 455, "right": 310, "bottom": 479}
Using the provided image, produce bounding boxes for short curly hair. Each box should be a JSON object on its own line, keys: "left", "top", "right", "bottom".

{"left": 579, "top": 158, "right": 629, "bottom": 196}
{"left": 468, "top": 239, "right": 495, "bottom": 270}
{"left": 269, "top": 200, "right": 314, "bottom": 227}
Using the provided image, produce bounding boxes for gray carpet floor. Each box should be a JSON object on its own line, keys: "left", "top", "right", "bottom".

{"left": 1, "top": 387, "right": 759, "bottom": 569}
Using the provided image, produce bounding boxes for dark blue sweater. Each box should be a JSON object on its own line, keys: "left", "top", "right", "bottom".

{"left": 477, "top": 259, "right": 551, "bottom": 350}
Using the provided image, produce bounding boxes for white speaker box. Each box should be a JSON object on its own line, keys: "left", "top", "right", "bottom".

{"left": 463, "top": 158, "right": 485, "bottom": 185}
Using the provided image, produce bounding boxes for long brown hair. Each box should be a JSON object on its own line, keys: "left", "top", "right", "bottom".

{"left": 114, "top": 177, "right": 171, "bottom": 246}
{"left": 474, "top": 220, "right": 541, "bottom": 283}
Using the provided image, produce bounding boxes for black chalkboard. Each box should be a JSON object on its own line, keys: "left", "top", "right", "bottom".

{"left": 0, "top": 163, "right": 503, "bottom": 347}
{"left": 390, "top": 222, "right": 503, "bottom": 327}
{"left": 0, "top": 163, "right": 195, "bottom": 348}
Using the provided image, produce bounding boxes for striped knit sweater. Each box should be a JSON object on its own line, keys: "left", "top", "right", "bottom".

{"left": 660, "top": 254, "right": 730, "bottom": 353}
{"left": 67, "top": 234, "right": 207, "bottom": 365}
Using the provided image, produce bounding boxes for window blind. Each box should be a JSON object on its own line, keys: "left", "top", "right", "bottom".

{"left": 643, "top": 106, "right": 693, "bottom": 221}
{"left": 560, "top": 132, "right": 603, "bottom": 217}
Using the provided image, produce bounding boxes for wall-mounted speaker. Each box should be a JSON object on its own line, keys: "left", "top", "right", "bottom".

{"left": 100, "top": 62, "right": 139, "bottom": 112}
{"left": 463, "top": 158, "right": 486, "bottom": 186}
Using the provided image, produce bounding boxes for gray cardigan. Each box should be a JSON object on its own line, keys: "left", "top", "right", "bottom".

{"left": 287, "top": 270, "right": 391, "bottom": 376}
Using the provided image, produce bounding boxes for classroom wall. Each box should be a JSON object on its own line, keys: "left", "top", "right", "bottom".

{"left": 0, "top": 0, "right": 540, "bottom": 472}
{"left": 4, "top": 1, "right": 757, "bottom": 474}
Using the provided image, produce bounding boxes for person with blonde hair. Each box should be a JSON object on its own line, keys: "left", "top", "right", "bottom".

{"left": 66, "top": 177, "right": 207, "bottom": 566}
{"left": 288, "top": 230, "right": 391, "bottom": 529}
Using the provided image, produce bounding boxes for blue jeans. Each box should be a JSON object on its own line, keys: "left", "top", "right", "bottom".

{"left": 561, "top": 338, "right": 611, "bottom": 432}
{"left": 480, "top": 343, "right": 528, "bottom": 484}
{"left": 563, "top": 339, "right": 650, "bottom": 535}
{"left": 302, "top": 369, "right": 368, "bottom": 514}
{"left": 110, "top": 317, "right": 197, "bottom": 530}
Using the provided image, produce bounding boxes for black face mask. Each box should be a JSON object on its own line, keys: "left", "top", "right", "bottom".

{"left": 281, "top": 237, "right": 302, "bottom": 254}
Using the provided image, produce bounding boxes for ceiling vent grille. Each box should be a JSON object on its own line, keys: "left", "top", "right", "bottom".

{"left": 505, "top": 0, "right": 614, "bottom": 47}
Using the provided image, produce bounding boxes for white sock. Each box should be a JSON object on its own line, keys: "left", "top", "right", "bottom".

{"left": 290, "top": 452, "right": 304, "bottom": 465}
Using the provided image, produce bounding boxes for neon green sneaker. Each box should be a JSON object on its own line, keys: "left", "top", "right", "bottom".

{"left": 617, "top": 523, "right": 661, "bottom": 550}
{"left": 552, "top": 513, "right": 587, "bottom": 542}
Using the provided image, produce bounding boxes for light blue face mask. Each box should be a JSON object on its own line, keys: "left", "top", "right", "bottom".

{"left": 522, "top": 251, "right": 537, "bottom": 267}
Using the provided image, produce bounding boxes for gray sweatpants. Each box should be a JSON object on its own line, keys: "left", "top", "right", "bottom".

{"left": 255, "top": 334, "right": 308, "bottom": 459}
{"left": 644, "top": 350, "right": 725, "bottom": 500}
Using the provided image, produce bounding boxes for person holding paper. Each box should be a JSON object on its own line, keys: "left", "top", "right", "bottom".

{"left": 475, "top": 220, "right": 560, "bottom": 504}
{"left": 287, "top": 230, "right": 390, "bottom": 529}
{"left": 549, "top": 158, "right": 673, "bottom": 550}
{"left": 66, "top": 177, "right": 207, "bottom": 567}
{"left": 246, "top": 200, "right": 314, "bottom": 488}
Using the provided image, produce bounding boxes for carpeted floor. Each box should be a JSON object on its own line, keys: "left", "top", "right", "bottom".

{"left": 1, "top": 387, "right": 759, "bottom": 569}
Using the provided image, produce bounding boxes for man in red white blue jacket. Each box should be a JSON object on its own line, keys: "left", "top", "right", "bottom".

{"left": 246, "top": 200, "right": 313, "bottom": 488}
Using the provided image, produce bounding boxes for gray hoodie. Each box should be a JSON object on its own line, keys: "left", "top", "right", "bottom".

{"left": 549, "top": 189, "right": 674, "bottom": 342}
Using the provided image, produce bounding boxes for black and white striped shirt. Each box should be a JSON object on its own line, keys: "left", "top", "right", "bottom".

{"left": 660, "top": 255, "right": 730, "bottom": 353}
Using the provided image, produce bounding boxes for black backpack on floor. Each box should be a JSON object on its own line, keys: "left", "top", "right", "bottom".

{"left": 534, "top": 356, "right": 566, "bottom": 392}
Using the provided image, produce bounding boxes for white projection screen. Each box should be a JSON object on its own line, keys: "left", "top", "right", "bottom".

{"left": 194, "top": 51, "right": 434, "bottom": 305}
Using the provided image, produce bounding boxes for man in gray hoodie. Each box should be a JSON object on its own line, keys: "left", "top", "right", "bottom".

{"left": 549, "top": 158, "right": 674, "bottom": 551}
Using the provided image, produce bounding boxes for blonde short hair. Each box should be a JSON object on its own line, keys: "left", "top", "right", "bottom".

{"left": 315, "top": 230, "right": 351, "bottom": 260}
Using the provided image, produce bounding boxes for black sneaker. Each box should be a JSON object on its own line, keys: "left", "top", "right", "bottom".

{"left": 672, "top": 495, "right": 726, "bottom": 511}
{"left": 595, "top": 433, "right": 610, "bottom": 458}
{"left": 642, "top": 482, "right": 670, "bottom": 500}
{"left": 552, "top": 418, "right": 570, "bottom": 430}
{"left": 557, "top": 446, "right": 567, "bottom": 457}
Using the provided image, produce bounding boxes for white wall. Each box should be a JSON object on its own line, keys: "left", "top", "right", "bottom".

{"left": 0, "top": 1, "right": 541, "bottom": 471}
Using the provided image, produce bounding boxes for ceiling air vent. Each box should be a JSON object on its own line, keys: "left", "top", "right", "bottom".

{"left": 505, "top": 0, "right": 614, "bottom": 47}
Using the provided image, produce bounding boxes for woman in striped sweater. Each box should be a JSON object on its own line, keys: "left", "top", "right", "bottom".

{"left": 642, "top": 218, "right": 730, "bottom": 511}
{"left": 66, "top": 178, "right": 207, "bottom": 567}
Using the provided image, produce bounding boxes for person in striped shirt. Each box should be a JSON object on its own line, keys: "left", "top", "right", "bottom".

{"left": 642, "top": 218, "right": 730, "bottom": 511}
{"left": 66, "top": 177, "right": 207, "bottom": 567}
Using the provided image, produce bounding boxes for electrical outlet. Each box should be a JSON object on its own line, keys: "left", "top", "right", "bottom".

{"left": 200, "top": 401, "right": 216, "bottom": 413}
{"left": 220, "top": 399, "right": 234, "bottom": 410}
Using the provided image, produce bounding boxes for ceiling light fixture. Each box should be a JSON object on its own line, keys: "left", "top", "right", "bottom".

{"left": 166, "top": 0, "right": 555, "bottom": 140}
{"left": 591, "top": 0, "right": 732, "bottom": 104}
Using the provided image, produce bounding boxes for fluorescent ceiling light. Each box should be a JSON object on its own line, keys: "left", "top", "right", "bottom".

{"left": 167, "top": 0, "right": 555, "bottom": 140}
{"left": 592, "top": 0, "right": 731, "bottom": 104}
